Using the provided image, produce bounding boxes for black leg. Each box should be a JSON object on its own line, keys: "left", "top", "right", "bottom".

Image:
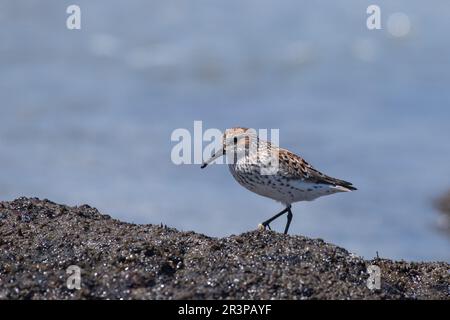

{"left": 261, "top": 205, "right": 291, "bottom": 231}
{"left": 284, "top": 208, "right": 293, "bottom": 234}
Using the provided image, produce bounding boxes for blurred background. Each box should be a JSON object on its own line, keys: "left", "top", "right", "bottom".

{"left": 1, "top": 0, "right": 449, "bottom": 262}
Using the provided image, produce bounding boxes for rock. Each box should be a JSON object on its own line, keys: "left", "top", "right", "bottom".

{"left": 437, "top": 191, "right": 450, "bottom": 235}
{"left": 0, "top": 197, "right": 448, "bottom": 299}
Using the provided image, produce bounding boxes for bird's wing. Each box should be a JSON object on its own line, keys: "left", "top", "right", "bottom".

{"left": 277, "top": 148, "right": 357, "bottom": 191}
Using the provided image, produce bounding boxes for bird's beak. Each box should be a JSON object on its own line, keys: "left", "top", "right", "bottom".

{"left": 201, "top": 147, "right": 225, "bottom": 169}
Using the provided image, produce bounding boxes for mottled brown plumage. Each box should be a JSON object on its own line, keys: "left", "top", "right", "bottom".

{"left": 277, "top": 148, "right": 356, "bottom": 191}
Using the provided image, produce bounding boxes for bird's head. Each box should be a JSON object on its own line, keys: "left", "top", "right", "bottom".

{"left": 201, "top": 127, "right": 257, "bottom": 169}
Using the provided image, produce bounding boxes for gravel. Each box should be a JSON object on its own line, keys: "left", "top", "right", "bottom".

{"left": 0, "top": 197, "right": 448, "bottom": 299}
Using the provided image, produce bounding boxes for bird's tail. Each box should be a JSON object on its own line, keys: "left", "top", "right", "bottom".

{"left": 332, "top": 178, "right": 357, "bottom": 192}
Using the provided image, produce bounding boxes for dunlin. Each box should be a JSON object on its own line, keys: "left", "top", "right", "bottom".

{"left": 201, "top": 127, "right": 356, "bottom": 234}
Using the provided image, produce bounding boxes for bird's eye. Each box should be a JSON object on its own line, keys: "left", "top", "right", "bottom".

{"left": 233, "top": 137, "right": 238, "bottom": 144}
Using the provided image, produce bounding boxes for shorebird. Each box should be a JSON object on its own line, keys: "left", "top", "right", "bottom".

{"left": 201, "top": 127, "right": 356, "bottom": 234}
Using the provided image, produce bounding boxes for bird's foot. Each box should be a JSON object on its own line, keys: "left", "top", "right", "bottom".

{"left": 257, "top": 223, "right": 272, "bottom": 231}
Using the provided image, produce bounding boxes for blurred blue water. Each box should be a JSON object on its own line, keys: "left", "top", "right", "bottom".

{"left": 1, "top": 1, "right": 449, "bottom": 261}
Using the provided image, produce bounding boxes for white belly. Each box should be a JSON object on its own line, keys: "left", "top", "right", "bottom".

{"left": 228, "top": 164, "right": 342, "bottom": 205}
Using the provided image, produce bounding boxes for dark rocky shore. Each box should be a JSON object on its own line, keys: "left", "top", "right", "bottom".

{"left": 0, "top": 198, "right": 448, "bottom": 300}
